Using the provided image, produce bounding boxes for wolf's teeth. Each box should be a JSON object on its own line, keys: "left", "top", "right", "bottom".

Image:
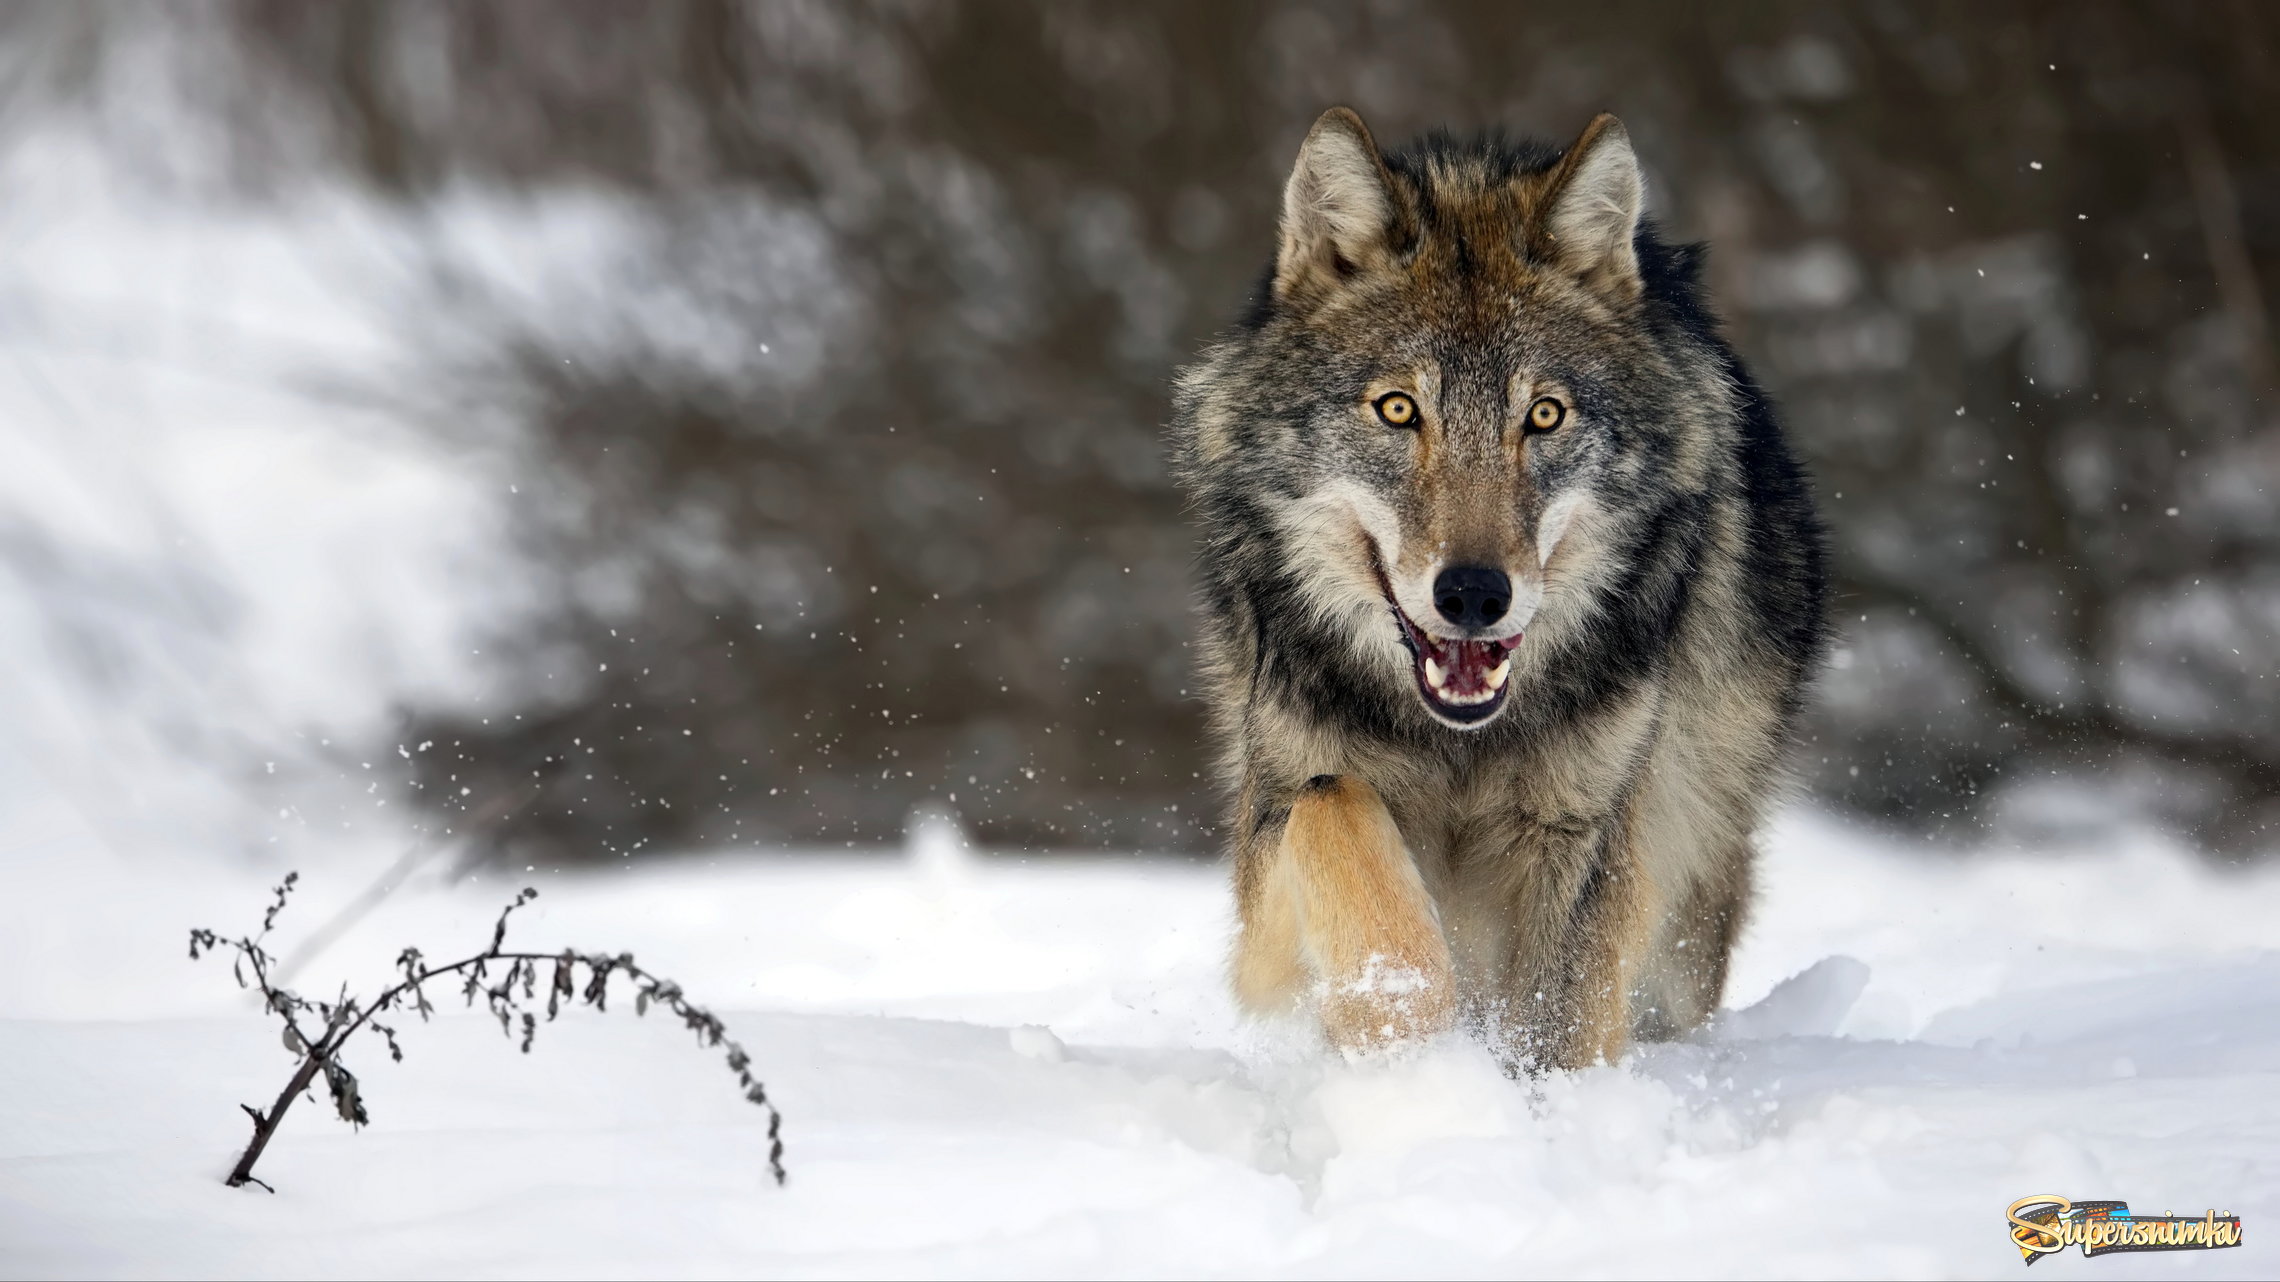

{"left": 1485, "top": 658, "right": 1511, "bottom": 691}
{"left": 1423, "top": 656, "right": 1445, "bottom": 689}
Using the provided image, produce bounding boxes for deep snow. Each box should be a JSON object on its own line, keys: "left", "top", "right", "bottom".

{"left": 0, "top": 802, "right": 2272, "bottom": 1279}
{"left": 0, "top": 112, "right": 2271, "bottom": 1282}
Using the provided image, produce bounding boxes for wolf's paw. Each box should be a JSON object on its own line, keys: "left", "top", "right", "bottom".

{"left": 1319, "top": 953, "right": 1456, "bottom": 1053}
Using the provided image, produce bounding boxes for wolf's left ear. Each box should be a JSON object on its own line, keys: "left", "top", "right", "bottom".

{"left": 1275, "top": 107, "right": 1403, "bottom": 304}
{"left": 1538, "top": 114, "right": 1644, "bottom": 301}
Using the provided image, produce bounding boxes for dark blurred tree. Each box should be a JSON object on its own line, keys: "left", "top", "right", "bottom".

{"left": 42, "top": 0, "right": 2275, "bottom": 855}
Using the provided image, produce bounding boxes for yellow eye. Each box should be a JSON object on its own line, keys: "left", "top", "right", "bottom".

{"left": 1374, "top": 392, "right": 1418, "bottom": 427}
{"left": 1527, "top": 396, "right": 1566, "bottom": 432}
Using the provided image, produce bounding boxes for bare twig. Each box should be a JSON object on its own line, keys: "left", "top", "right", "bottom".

{"left": 190, "top": 875, "right": 786, "bottom": 1192}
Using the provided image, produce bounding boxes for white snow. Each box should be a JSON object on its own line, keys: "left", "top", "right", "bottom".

{"left": 0, "top": 807, "right": 2274, "bottom": 1279}
{"left": 0, "top": 102, "right": 2271, "bottom": 1282}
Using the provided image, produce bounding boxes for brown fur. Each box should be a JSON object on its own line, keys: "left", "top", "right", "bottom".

{"left": 1234, "top": 774, "right": 1456, "bottom": 1049}
{"left": 1175, "top": 109, "right": 1830, "bottom": 1070}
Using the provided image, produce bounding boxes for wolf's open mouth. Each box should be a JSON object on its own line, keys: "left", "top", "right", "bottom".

{"left": 1386, "top": 597, "right": 1520, "bottom": 724}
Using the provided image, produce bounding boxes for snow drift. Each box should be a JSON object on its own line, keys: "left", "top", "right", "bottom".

{"left": 0, "top": 808, "right": 2272, "bottom": 1278}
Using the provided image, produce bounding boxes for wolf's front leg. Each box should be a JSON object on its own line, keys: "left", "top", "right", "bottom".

{"left": 1232, "top": 774, "right": 1454, "bottom": 1051}
{"left": 1492, "top": 807, "right": 1655, "bottom": 1072}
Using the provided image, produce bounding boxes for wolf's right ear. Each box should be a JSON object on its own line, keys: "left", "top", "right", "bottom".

{"left": 1274, "top": 107, "right": 1402, "bottom": 305}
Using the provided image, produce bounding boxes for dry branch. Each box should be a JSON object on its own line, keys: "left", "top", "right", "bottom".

{"left": 190, "top": 875, "right": 785, "bottom": 1192}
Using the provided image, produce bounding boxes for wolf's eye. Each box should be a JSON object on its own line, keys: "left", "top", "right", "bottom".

{"left": 1374, "top": 392, "right": 1419, "bottom": 428}
{"left": 1526, "top": 396, "right": 1567, "bottom": 432}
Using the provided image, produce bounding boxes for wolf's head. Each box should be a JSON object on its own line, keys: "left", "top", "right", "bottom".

{"left": 1178, "top": 109, "right": 1733, "bottom": 733}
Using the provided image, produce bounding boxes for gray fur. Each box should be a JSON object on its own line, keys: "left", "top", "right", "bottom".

{"left": 1170, "top": 109, "right": 1829, "bottom": 1070}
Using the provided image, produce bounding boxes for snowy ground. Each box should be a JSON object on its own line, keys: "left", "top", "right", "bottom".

{"left": 1, "top": 800, "right": 2273, "bottom": 1279}
{"left": 0, "top": 113, "right": 2271, "bottom": 1281}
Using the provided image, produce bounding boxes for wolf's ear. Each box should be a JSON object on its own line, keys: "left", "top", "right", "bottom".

{"left": 1538, "top": 114, "right": 1644, "bottom": 301}
{"left": 1275, "top": 107, "right": 1402, "bottom": 303}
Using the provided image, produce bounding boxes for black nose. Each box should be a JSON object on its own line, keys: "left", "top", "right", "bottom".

{"left": 1433, "top": 565, "right": 1511, "bottom": 629}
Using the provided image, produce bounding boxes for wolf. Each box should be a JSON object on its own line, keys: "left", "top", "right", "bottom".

{"left": 1170, "top": 109, "right": 1829, "bottom": 1070}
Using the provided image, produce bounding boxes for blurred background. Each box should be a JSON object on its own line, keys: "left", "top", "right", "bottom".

{"left": 1, "top": 1, "right": 2274, "bottom": 871}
